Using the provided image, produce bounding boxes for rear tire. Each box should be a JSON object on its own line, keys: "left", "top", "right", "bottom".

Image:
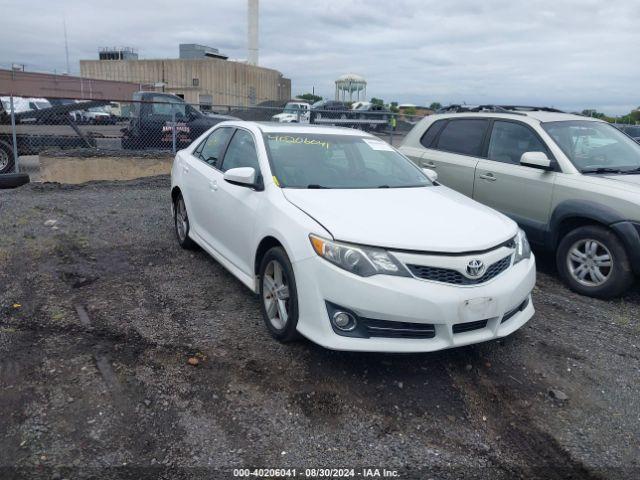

{"left": 173, "top": 194, "right": 197, "bottom": 250}
{"left": 259, "top": 247, "right": 300, "bottom": 342}
{"left": 556, "top": 225, "right": 634, "bottom": 298}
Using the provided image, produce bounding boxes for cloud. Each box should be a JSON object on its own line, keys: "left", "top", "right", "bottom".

{"left": 0, "top": 0, "right": 637, "bottom": 114}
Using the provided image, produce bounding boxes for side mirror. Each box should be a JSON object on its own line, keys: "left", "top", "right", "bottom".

{"left": 224, "top": 167, "right": 258, "bottom": 189}
{"left": 520, "top": 151, "right": 553, "bottom": 170}
{"left": 422, "top": 168, "right": 438, "bottom": 183}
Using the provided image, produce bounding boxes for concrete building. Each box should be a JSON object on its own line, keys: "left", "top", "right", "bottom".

{"left": 80, "top": 44, "right": 291, "bottom": 108}
{"left": 179, "top": 44, "right": 228, "bottom": 60}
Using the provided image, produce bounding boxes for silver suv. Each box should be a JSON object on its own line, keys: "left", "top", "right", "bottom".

{"left": 400, "top": 105, "right": 640, "bottom": 298}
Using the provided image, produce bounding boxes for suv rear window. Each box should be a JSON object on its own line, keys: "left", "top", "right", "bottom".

{"left": 420, "top": 119, "right": 446, "bottom": 148}
{"left": 435, "top": 119, "right": 489, "bottom": 156}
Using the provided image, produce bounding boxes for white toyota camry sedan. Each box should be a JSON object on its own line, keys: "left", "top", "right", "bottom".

{"left": 170, "top": 122, "right": 536, "bottom": 352}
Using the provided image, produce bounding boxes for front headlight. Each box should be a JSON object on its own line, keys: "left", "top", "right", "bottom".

{"left": 513, "top": 229, "right": 531, "bottom": 264}
{"left": 309, "top": 234, "right": 410, "bottom": 277}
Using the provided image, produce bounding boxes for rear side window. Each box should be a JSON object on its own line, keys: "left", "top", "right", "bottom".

{"left": 196, "top": 127, "right": 234, "bottom": 168}
{"left": 435, "top": 119, "right": 489, "bottom": 156}
{"left": 420, "top": 119, "right": 446, "bottom": 148}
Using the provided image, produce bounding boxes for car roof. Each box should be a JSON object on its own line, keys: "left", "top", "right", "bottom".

{"left": 431, "top": 110, "right": 601, "bottom": 124}
{"left": 220, "top": 121, "right": 376, "bottom": 136}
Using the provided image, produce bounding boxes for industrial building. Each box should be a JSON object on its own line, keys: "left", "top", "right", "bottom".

{"left": 80, "top": 44, "right": 291, "bottom": 108}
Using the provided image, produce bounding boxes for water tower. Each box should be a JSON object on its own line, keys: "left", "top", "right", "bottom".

{"left": 335, "top": 74, "right": 367, "bottom": 102}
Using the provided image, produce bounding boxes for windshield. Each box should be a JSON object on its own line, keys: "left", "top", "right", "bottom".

{"left": 542, "top": 120, "right": 640, "bottom": 173}
{"left": 283, "top": 103, "right": 305, "bottom": 113}
{"left": 263, "top": 133, "right": 431, "bottom": 189}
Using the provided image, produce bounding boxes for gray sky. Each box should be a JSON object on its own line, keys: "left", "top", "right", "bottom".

{"left": 0, "top": 0, "right": 638, "bottom": 114}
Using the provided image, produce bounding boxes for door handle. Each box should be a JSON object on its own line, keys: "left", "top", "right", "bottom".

{"left": 422, "top": 161, "right": 436, "bottom": 168}
{"left": 479, "top": 173, "right": 497, "bottom": 182}
{"left": 209, "top": 180, "right": 218, "bottom": 191}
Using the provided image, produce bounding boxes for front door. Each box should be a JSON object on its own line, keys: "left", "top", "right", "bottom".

{"left": 473, "top": 120, "right": 556, "bottom": 245}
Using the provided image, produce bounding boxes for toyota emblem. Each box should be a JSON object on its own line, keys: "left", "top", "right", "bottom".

{"left": 466, "top": 259, "right": 486, "bottom": 278}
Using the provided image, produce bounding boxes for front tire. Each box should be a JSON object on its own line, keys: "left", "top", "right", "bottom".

{"left": 556, "top": 225, "right": 634, "bottom": 298}
{"left": 173, "top": 194, "right": 196, "bottom": 250}
{"left": 0, "top": 141, "right": 14, "bottom": 174}
{"left": 259, "top": 247, "right": 300, "bottom": 342}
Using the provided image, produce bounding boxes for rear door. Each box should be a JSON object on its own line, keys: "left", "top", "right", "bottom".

{"left": 473, "top": 120, "right": 556, "bottom": 245}
{"left": 184, "top": 127, "right": 234, "bottom": 248}
{"left": 419, "top": 118, "right": 489, "bottom": 196}
{"left": 142, "top": 94, "right": 189, "bottom": 148}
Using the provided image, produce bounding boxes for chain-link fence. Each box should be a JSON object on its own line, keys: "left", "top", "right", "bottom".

{"left": 613, "top": 124, "right": 640, "bottom": 139}
{"left": 0, "top": 93, "right": 426, "bottom": 177}
{"left": 3, "top": 94, "right": 640, "bottom": 179}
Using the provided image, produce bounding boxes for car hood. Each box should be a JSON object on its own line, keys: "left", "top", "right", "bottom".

{"left": 603, "top": 173, "right": 640, "bottom": 187}
{"left": 272, "top": 113, "right": 297, "bottom": 119}
{"left": 283, "top": 186, "right": 517, "bottom": 252}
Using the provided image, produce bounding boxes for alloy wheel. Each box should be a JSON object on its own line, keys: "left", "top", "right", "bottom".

{"left": 567, "top": 239, "right": 613, "bottom": 287}
{"left": 262, "top": 260, "right": 290, "bottom": 330}
{"left": 176, "top": 198, "right": 188, "bottom": 242}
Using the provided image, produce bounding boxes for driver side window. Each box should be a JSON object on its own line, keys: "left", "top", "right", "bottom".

{"left": 488, "top": 121, "right": 547, "bottom": 165}
{"left": 150, "top": 95, "right": 186, "bottom": 119}
{"left": 197, "top": 127, "right": 234, "bottom": 168}
{"left": 220, "top": 130, "right": 261, "bottom": 173}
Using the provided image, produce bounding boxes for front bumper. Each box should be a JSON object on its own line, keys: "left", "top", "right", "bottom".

{"left": 293, "top": 254, "right": 536, "bottom": 353}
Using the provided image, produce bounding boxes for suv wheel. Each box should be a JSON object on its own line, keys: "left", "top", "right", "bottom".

{"left": 556, "top": 225, "right": 634, "bottom": 298}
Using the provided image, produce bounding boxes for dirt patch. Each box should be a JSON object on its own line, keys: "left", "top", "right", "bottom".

{"left": 0, "top": 176, "right": 639, "bottom": 479}
{"left": 39, "top": 151, "right": 173, "bottom": 184}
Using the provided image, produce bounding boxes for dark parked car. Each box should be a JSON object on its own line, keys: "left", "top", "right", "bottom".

{"left": 309, "top": 100, "right": 348, "bottom": 123}
{"left": 353, "top": 103, "right": 391, "bottom": 131}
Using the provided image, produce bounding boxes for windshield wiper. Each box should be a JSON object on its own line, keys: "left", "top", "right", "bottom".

{"left": 581, "top": 167, "right": 626, "bottom": 174}
{"left": 306, "top": 184, "right": 330, "bottom": 189}
{"left": 618, "top": 167, "right": 640, "bottom": 174}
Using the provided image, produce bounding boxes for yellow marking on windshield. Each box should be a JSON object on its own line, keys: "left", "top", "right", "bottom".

{"left": 272, "top": 176, "right": 280, "bottom": 187}
{"left": 267, "top": 135, "right": 330, "bottom": 149}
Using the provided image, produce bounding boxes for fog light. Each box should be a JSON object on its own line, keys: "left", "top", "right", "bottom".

{"left": 332, "top": 311, "right": 356, "bottom": 331}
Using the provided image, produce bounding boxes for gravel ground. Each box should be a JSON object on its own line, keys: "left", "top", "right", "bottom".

{"left": 0, "top": 176, "right": 639, "bottom": 480}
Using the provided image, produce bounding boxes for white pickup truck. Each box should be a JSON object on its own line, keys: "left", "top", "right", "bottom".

{"left": 270, "top": 102, "right": 311, "bottom": 123}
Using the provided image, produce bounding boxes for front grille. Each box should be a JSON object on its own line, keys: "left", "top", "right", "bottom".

{"left": 362, "top": 318, "right": 436, "bottom": 339}
{"left": 452, "top": 319, "right": 488, "bottom": 334}
{"left": 501, "top": 297, "right": 530, "bottom": 324}
{"left": 407, "top": 255, "right": 512, "bottom": 285}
